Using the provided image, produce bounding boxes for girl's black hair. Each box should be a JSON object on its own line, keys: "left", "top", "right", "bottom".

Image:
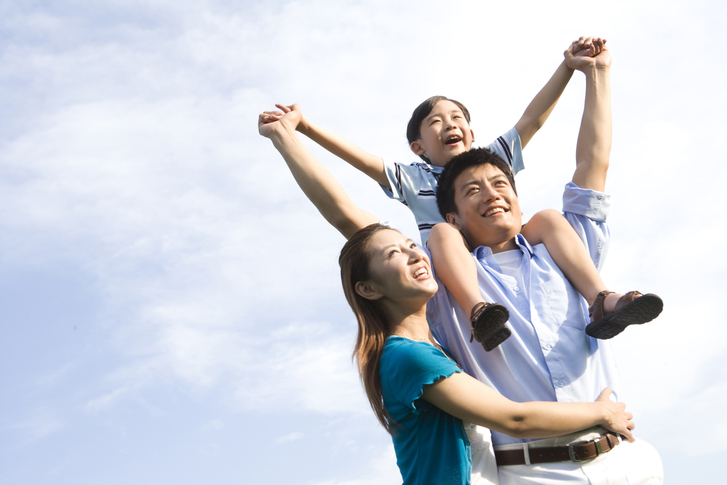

{"left": 406, "top": 96, "right": 471, "bottom": 162}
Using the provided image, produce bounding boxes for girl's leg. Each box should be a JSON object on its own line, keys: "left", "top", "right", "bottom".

{"left": 521, "top": 209, "right": 609, "bottom": 307}
{"left": 428, "top": 223, "right": 510, "bottom": 351}
{"left": 522, "top": 209, "right": 662, "bottom": 338}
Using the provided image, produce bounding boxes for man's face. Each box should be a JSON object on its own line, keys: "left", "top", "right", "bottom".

{"left": 410, "top": 100, "right": 474, "bottom": 167}
{"left": 446, "top": 163, "right": 521, "bottom": 252}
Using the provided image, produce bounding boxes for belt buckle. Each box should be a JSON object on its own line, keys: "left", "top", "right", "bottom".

{"left": 567, "top": 439, "right": 597, "bottom": 462}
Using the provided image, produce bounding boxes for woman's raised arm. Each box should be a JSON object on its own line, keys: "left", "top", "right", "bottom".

{"left": 259, "top": 104, "right": 378, "bottom": 240}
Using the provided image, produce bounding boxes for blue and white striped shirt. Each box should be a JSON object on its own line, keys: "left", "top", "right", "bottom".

{"left": 381, "top": 127, "right": 524, "bottom": 245}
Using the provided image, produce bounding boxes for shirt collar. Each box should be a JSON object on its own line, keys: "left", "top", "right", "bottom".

{"left": 473, "top": 233, "right": 534, "bottom": 260}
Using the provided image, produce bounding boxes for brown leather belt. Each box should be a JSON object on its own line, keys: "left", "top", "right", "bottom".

{"left": 495, "top": 432, "right": 620, "bottom": 466}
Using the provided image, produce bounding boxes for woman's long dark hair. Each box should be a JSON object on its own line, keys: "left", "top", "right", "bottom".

{"left": 339, "top": 223, "right": 396, "bottom": 432}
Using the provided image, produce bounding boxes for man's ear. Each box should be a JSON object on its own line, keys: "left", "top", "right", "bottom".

{"left": 470, "top": 128, "right": 475, "bottom": 144}
{"left": 410, "top": 140, "right": 425, "bottom": 156}
{"left": 446, "top": 212, "right": 461, "bottom": 230}
{"left": 355, "top": 281, "right": 383, "bottom": 301}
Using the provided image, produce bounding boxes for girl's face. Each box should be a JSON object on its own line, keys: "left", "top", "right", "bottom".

{"left": 359, "top": 229, "right": 438, "bottom": 302}
{"left": 410, "top": 100, "right": 474, "bottom": 167}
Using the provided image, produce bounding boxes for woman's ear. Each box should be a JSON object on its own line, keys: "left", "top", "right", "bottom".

{"left": 355, "top": 281, "right": 383, "bottom": 300}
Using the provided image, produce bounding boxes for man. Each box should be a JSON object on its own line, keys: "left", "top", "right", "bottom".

{"left": 428, "top": 45, "right": 663, "bottom": 484}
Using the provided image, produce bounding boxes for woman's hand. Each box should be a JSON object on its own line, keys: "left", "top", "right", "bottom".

{"left": 595, "top": 388, "right": 635, "bottom": 442}
{"left": 258, "top": 103, "right": 303, "bottom": 139}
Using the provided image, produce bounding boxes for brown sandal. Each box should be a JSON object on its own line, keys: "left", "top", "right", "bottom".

{"left": 586, "top": 290, "right": 663, "bottom": 339}
{"left": 470, "top": 302, "right": 511, "bottom": 351}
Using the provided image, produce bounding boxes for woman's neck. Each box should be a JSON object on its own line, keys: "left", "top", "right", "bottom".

{"left": 381, "top": 301, "right": 433, "bottom": 343}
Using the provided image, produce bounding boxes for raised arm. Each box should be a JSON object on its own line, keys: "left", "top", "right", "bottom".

{"left": 423, "top": 371, "right": 635, "bottom": 441}
{"left": 294, "top": 106, "right": 390, "bottom": 189}
{"left": 514, "top": 36, "right": 606, "bottom": 148}
{"left": 567, "top": 39, "right": 612, "bottom": 192}
{"left": 259, "top": 104, "right": 378, "bottom": 239}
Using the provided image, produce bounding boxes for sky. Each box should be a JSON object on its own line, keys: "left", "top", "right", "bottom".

{"left": 1, "top": 0, "right": 726, "bottom": 484}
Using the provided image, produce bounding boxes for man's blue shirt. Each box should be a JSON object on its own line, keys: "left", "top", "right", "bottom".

{"left": 427, "top": 182, "right": 619, "bottom": 447}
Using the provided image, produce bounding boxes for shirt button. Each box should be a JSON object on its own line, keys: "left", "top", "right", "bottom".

{"left": 513, "top": 287, "right": 520, "bottom": 292}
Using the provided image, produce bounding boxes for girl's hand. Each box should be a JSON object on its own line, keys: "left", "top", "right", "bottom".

{"left": 595, "top": 388, "right": 635, "bottom": 442}
{"left": 570, "top": 36, "right": 607, "bottom": 58}
{"left": 258, "top": 103, "right": 303, "bottom": 138}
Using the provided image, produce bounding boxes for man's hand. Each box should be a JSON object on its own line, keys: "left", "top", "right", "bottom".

{"left": 258, "top": 103, "right": 303, "bottom": 139}
{"left": 570, "top": 36, "right": 607, "bottom": 58}
{"left": 566, "top": 37, "right": 611, "bottom": 72}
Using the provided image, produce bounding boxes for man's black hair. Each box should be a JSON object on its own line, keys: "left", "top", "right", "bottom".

{"left": 436, "top": 147, "right": 517, "bottom": 220}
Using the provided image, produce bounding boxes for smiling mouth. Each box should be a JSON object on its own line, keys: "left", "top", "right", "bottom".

{"left": 484, "top": 207, "right": 506, "bottom": 217}
{"left": 445, "top": 135, "right": 462, "bottom": 145}
{"left": 413, "top": 267, "right": 429, "bottom": 279}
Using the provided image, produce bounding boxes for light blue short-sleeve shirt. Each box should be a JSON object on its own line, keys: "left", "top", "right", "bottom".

{"left": 381, "top": 128, "right": 524, "bottom": 244}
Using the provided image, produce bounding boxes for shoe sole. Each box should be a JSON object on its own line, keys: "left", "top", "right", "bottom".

{"left": 472, "top": 303, "right": 511, "bottom": 351}
{"left": 586, "top": 293, "right": 663, "bottom": 339}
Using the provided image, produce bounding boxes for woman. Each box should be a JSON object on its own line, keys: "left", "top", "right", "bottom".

{"left": 258, "top": 104, "right": 634, "bottom": 485}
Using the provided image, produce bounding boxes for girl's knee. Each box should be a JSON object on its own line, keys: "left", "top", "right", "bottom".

{"left": 429, "top": 222, "right": 460, "bottom": 242}
{"left": 428, "top": 222, "right": 466, "bottom": 252}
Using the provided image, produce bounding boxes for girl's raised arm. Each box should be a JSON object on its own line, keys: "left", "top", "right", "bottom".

{"left": 294, "top": 105, "right": 389, "bottom": 189}
{"left": 259, "top": 104, "right": 379, "bottom": 240}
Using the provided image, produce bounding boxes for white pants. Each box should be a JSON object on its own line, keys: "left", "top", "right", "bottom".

{"left": 495, "top": 428, "right": 664, "bottom": 485}
{"left": 464, "top": 423, "right": 500, "bottom": 485}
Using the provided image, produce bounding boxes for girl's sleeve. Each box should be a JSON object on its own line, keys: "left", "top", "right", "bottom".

{"left": 380, "top": 159, "right": 423, "bottom": 205}
{"left": 484, "top": 127, "right": 524, "bottom": 176}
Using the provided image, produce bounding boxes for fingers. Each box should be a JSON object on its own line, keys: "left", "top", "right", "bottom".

{"left": 571, "top": 36, "right": 608, "bottom": 58}
{"left": 620, "top": 417, "right": 636, "bottom": 442}
{"left": 275, "top": 103, "right": 292, "bottom": 113}
{"left": 595, "top": 388, "right": 612, "bottom": 402}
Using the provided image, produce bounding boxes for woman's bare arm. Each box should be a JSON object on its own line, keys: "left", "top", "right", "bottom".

{"left": 259, "top": 104, "right": 378, "bottom": 239}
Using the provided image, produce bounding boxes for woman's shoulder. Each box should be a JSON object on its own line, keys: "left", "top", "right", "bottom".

{"left": 382, "top": 337, "right": 458, "bottom": 376}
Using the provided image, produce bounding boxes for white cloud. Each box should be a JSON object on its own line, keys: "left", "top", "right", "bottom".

{"left": 275, "top": 431, "right": 304, "bottom": 444}
{"left": 10, "top": 408, "right": 65, "bottom": 444}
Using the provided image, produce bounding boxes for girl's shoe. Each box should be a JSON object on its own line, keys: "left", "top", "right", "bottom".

{"left": 586, "top": 291, "right": 663, "bottom": 339}
{"left": 470, "top": 302, "right": 511, "bottom": 351}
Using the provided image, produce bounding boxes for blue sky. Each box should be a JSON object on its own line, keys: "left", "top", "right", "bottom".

{"left": 1, "top": 1, "right": 726, "bottom": 483}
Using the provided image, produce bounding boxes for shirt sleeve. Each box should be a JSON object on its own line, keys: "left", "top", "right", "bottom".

{"left": 484, "top": 127, "right": 524, "bottom": 176}
{"left": 386, "top": 341, "right": 462, "bottom": 415}
{"left": 380, "top": 158, "right": 423, "bottom": 205}
{"left": 562, "top": 181, "right": 612, "bottom": 271}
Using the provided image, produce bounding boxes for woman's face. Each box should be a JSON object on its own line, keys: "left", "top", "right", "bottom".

{"left": 362, "top": 229, "right": 438, "bottom": 302}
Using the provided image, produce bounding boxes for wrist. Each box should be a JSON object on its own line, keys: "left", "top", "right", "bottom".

{"left": 268, "top": 123, "right": 298, "bottom": 144}
{"left": 296, "top": 116, "right": 311, "bottom": 135}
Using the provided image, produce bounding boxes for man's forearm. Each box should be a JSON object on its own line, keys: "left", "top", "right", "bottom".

{"left": 573, "top": 66, "right": 612, "bottom": 192}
